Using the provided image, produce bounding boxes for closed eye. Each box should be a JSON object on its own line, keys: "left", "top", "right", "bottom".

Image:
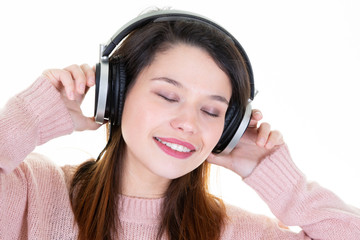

{"left": 157, "top": 93, "right": 179, "bottom": 103}
{"left": 201, "top": 109, "right": 219, "bottom": 118}
{"left": 156, "top": 92, "right": 220, "bottom": 117}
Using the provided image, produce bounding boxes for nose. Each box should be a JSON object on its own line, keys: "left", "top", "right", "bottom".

{"left": 170, "top": 107, "right": 199, "bottom": 135}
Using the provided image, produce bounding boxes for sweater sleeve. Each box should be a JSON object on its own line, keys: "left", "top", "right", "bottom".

{"left": 0, "top": 76, "right": 74, "bottom": 174}
{"left": 244, "top": 144, "right": 360, "bottom": 239}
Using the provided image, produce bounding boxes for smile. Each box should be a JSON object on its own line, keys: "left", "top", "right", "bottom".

{"left": 154, "top": 137, "right": 195, "bottom": 159}
{"left": 155, "top": 137, "right": 192, "bottom": 152}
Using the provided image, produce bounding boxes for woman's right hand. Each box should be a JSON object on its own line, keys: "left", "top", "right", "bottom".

{"left": 42, "top": 64, "right": 101, "bottom": 131}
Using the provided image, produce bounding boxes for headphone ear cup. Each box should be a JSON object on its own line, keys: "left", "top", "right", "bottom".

{"left": 109, "top": 57, "right": 127, "bottom": 125}
{"left": 213, "top": 105, "right": 242, "bottom": 153}
{"left": 213, "top": 102, "right": 252, "bottom": 154}
{"left": 94, "top": 62, "right": 111, "bottom": 123}
{"left": 117, "top": 62, "right": 127, "bottom": 125}
{"left": 94, "top": 63, "right": 101, "bottom": 118}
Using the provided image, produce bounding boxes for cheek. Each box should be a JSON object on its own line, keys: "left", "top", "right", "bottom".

{"left": 121, "top": 94, "right": 165, "bottom": 143}
{"left": 121, "top": 91, "right": 146, "bottom": 144}
{"left": 201, "top": 120, "right": 225, "bottom": 153}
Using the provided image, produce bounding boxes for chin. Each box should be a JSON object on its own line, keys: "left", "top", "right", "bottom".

{"left": 153, "top": 160, "right": 203, "bottom": 180}
{"left": 156, "top": 169, "right": 190, "bottom": 180}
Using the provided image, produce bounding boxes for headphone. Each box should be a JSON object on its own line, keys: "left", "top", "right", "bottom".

{"left": 94, "top": 10, "right": 256, "bottom": 154}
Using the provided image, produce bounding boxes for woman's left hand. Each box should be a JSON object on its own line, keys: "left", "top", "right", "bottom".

{"left": 207, "top": 110, "right": 284, "bottom": 178}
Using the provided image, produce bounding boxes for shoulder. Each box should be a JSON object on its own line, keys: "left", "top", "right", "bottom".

{"left": 1, "top": 153, "right": 79, "bottom": 238}
{"left": 224, "top": 203, "right": 276, "bottom": 228}
{"left": 1, "top": 153, "right": 77, "bottom": 219}
{"left": 17, "top": 153, "right": 77, "bottom": 191}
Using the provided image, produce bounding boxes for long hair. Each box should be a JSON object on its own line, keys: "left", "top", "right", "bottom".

{"left": 70, "top": 18, "right": 250, "bottom": 240}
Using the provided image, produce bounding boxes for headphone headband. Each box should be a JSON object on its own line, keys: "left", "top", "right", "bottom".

{"left": 101, "top": 10, "right": 254, "bottom": 99}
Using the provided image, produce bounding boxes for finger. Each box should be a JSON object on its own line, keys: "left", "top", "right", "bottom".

{"left": 206, "top": 153, "right": 230, "bottom": 168}
{"left": 252, "top": 109, "right": 263, "bottom": 121}
{"left": 248, "top": 109, "right": 262, "bottom": 127}
{"left": 70, "top": 114, "right": 102, "bottom": 131}
{"left": 206, "top": 153, "right": 217, "bottom": 164}
{"left": 265, "top": 130, "right": 284, "bottom": 149}
{"left": 83, "top": 117, "right": 103, "bottom": 131}
{"left": 64, "top": 64, "right": 87, "bottom": 95}
{"left": 44, "top": 69, "right": 75, "bottom": 100}
{"left": 256, "top": 122, "right": 271, "bottom": 147}
{"left": 80, "top": 63, "right": 96, "bottom": 87}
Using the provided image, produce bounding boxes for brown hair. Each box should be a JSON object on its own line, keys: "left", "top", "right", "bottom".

{"left": 70, "top": 17, "right": 250, "bottom": 240}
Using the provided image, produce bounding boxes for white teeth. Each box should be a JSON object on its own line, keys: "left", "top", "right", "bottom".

{"left": 155, "top": 137, "right": 191, "bottom": 153}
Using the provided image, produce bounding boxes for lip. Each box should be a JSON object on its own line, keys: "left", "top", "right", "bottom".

{"left": 154, "top": 137, "right": 196, "bottom": 159}
{"left": 157, "top": 137, "right": 196, "bottom": 151}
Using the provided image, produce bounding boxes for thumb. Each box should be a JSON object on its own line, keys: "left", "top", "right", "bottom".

{"left": 206, "top": 153, "right": 217, "bottom": 163}
{"left": 75, "top": 116, "right": 102, "bottom": 131}
{"left": 85, "top": 117, "right": 103, "bottom": 131}
{"left": 207, "top": 153, "right": 228, "bottom": 168}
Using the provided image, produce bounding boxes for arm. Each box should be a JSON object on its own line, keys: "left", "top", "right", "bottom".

{"left": 245, "top": 144, "right": 360, "bottom": 239}
{"left": 0, "top": 77, "right": 74, "bottom": 173}
{"left": 0, "top": 64, "right": 99, "bottom": 239}
{"left": 0, "top": 64, "right": 99, "bottom": 174}
{"left": 208, "top": 111, "right": 360, "bottom": 239}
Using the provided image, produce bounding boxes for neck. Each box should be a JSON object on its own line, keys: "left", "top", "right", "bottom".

{"left": 121, "top": 153, "right": 171, "bottom": 198}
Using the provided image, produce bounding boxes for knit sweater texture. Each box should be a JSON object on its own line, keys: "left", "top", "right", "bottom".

{"left": 1, "top": 77, "right": 360, "bottom": 239}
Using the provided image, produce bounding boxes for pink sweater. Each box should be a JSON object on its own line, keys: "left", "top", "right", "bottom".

{"left": 1, "top": 77, "right": 360, "bottom": 239}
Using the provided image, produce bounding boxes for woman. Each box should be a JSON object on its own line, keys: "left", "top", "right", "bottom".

{"left": 1, "top": 10, "right": 359, "bottom": 240}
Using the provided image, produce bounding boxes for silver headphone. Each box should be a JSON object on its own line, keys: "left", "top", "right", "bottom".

{"left": 94, "top": 10, "right": 256, "bottom": 154}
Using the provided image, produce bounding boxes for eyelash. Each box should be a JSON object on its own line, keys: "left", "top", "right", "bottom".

{"left": 158, "top": 94, "right": 178, "bottom": 103}
{"left": 157, "top": 93, "right": 219, "bottom": 118}
{"left": 202, "top": 110, "right": 219, "bottom": 118}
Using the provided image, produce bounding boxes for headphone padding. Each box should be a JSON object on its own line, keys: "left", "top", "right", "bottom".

{"left": 110, "top": 57, "right": 127, "bottom": 125}
{"left": 94, "top": 63, "right": 101, "bottom": 117}
{"left": 212, "top": 105, "right": 243, "bottom": 153}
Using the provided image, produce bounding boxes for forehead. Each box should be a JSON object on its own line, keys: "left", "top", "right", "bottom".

{"left": 139, "top": 44, "right": 232, "bottom": 98}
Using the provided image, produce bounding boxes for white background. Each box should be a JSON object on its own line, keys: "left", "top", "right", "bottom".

{"left": 1, "top": 0, "right": 359, "bottom": 222}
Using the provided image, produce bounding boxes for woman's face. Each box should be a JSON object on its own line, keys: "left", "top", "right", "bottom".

{"left": 121, "top": 44, "right": 232, "bottom": 181}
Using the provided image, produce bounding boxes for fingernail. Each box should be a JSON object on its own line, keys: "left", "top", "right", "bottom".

{"left": 88, "top": 77, "right": 95, "bottom": 87}
{"left": 254, "top": 111, "right": 262, "bottom": 117}
{"left": 258, "top": 137, "right": 266, "bottom": 146}
{"left": 79, "top": 83, "right": 85, "bottom": 93}
{"left": 68, "top": 91, "right": 74, "bottom": 100}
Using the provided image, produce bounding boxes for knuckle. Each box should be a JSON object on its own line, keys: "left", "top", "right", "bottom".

{"left": 42, "top": 69, "right": 54, "bottom": 78}
{"left": 80, "top": 63, "right": 90, "bottom": 69}
{"left": 273, "top": 130, "right": 283, "bottom": 140}
{"left": 261, "top": 122, "right": 271, "bottom": 130}
{"left": 63, "top": 70, "right": 72, "bottom": 79}
{"left": 65, "top": 64, "right": 79, "bottom": 70}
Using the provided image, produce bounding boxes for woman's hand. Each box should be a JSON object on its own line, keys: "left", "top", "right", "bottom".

{"left": 42, "top": 64, "right": 101, "bottom": 131}
{"left": 207, "top": 110, "right": 284, "bottom": 178}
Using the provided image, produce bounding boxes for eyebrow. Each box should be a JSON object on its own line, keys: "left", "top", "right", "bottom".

{"left": 151, "top": 77, "right": 229, "bottom": 105}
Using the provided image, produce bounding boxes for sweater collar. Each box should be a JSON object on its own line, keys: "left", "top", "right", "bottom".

{"left": 118, "top": 195, "right": 164, "bottom": 224}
